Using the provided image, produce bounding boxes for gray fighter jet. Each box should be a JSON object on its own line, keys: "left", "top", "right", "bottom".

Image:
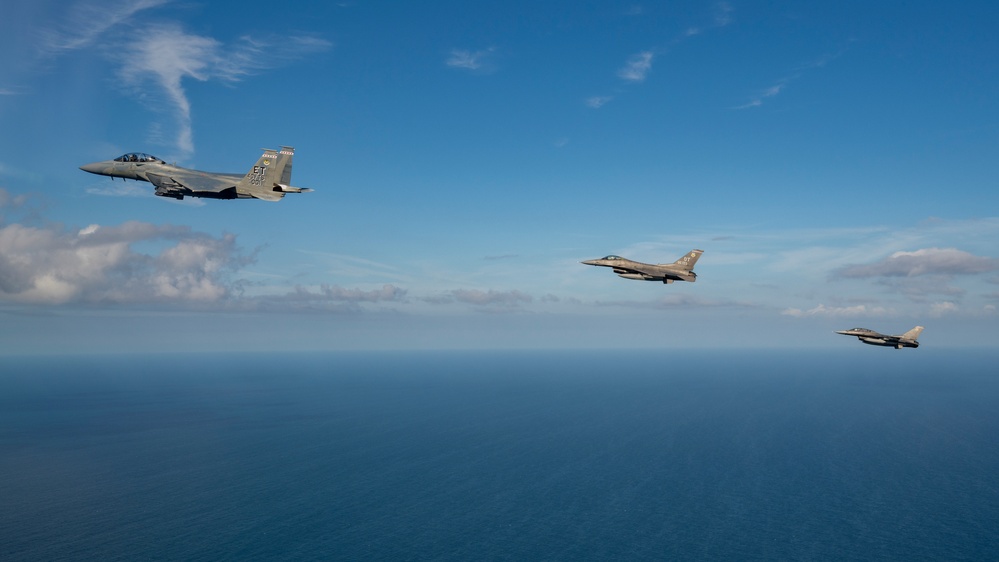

{"left": 582, "top": 249, "right": 703, "bottom": 284}
{"left": 80, "top": 146, "right": 312, "bottom": 201}
{"left": 835, "top": 326, "right": 924, "bottom": 349}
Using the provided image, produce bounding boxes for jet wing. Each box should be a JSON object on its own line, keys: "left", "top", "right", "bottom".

{"left": 620, "top": 263, "right": 695, "bottom": 282}
{"left": 612, "top": 263, "right": 658, "bottom": 276}
{"left": 147, "top": 171, "right": 238, "bottom": 194}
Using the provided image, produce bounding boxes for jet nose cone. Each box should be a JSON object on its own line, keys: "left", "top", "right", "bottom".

{"left": 79, "top": 162, "right": 103, "bottom": 174}
{"left": 581, "top": 259, "right": 599, "bottom": 266}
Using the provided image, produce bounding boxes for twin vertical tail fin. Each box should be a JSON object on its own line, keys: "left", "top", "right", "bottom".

{"left": 277, "top": 146, "right": 294, "bottom": 186}
{"left": 237, "top": 146, "right": 310, "bottom": 201}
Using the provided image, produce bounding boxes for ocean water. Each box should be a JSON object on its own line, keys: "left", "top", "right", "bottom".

{"left": 1, "top": 349, "right": 998, "bottom": 561}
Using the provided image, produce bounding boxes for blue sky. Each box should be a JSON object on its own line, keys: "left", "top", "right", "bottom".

{"left": 1, "top": 0, "right": 997, "bottom": 353}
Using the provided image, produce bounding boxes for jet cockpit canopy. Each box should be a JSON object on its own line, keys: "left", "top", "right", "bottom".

{"left": 114, "top": 153, "right": 163, "bottom": 163}
{"left": 602, "top": 255, "right": 624, "bottom": 260}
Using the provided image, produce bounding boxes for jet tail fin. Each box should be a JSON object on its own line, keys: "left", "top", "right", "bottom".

{"left": 237, "top": 148, "right": 284, "bottom": 192}
{"left": 236, "top": 146, "right": 309, "bottom": 200}
{"left": 902, "top": 326, "right": 924, "bottom": 341}
{"left": 278, "top": 146, "right": 294, "bottom": 185}
{"left": 671, "top": 249, "right": 704, "bottom": 270}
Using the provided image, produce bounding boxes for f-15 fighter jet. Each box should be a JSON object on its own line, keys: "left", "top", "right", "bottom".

{"left": 80, "top": 146, "right": 312, "bottom": 202}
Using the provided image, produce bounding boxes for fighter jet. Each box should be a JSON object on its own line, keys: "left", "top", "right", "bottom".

{"left": 835, "top": 326, "right": 924, "bottom": 349}
{"left": 79, "top": 146, "right": 312, "bottom": 201}
{"left": 581, "top": 249, "right": 703, "bottom": 284}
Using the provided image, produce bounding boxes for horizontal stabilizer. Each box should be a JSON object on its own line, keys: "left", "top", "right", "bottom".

{"left": 251, "top": 190, "right": 284, "bottom": 202}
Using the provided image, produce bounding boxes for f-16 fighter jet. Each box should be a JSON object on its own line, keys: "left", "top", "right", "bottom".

{"left": 80, "top": 146, "right": 312, "bottom": 201}
{"left": 835, "top": 326, "right": 924, "bottom": 349}
{"left": 582, "top": 249, "right": 703, "bottom": 284}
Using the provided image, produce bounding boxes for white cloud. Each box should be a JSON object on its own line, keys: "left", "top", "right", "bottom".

{"left": 736, "top": 79, "right": 789, "bottom": 109}
{"left": 618, "top": 51, "right": 654, "bottom": 82}
{"left": 118, "top": 25, "right": 221, "bottom": 157}
{"left": 39, "top": 0, "right": 169, "bottom": 54}
{"left": 0, "top": 212, "right": 416, "bottom": 312}
{"left": 736, "top": 46, "right": 850, "bottom": 110}
{"left": 275, "top": 284, "right": 407, "bottom": 304}
{"left": 586, "top": 95, "right": 613, "bottom": 108}
{"left": 838, "top": 248, "right": 999, "bottom": 278}
{"left": 446, "top": 47, "right": 496, "bottom": 71}
{"left": 298, "top": 249, "right": 408, "bottom": 282}
{"left": 713, "top": 2, "right": 734, "bottom": 27}
{"left": 673, "top": 2, "right": 733, "bottom": 42}
{"left": 118, "top": 25, "right": 329, "bottom": 159}
{"left": 0, "top": 220, "right": 253, "bottom": 304}
{"left": 428, "top": 289, "right": 533, "bottom": 307}
{"left": 35, "top": 4, "right": 329, "bottom": 160}
{"left": 595, "top": 294, "right": 752, "bottom": 310}
{"left": 781, "top": 304, "right": 889, "bottom": 317}
{"left": 929, "top": 301, "right": 958, "bottom": 317}
{"left": 229, "top": 283, "right": 408, "bottom": 314}
{"left": 872, "top": 276, "right": 966, "bottom": 302}
{"left": 0, "top": 188, "right": 28, "bottom": 210}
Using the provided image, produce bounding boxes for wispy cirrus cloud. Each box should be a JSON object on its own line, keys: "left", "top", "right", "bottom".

{"left": 713, "top": 2, "right": 734, "bottom": 27}
{"left": 678, "top": 2, "right": 734, "bottom": 39}
{"left": 446, "top": 47, "right": 497, "bottom": 72}
{"left": 116, "top": 25, "right": 219, "bottom": 157}
{"left": 585, "top": 95, "right": 613, "bottom": 109}
{"left": 35, "top": 1, "right": 330, "bottom": 160}
{"left": 586, "top": 3, "right": 732, "bottom": 109}
{"left": 736, "top": 47, "right": 850, "bottom": 109}
{"left": 298, "top": 249, "right": 408, "bottom": 282}
{"left": 735, "top": 80, "right": 789, "bottom": 109}
{"left": 38, "top": 0, "right": 169, "bottom": 55}
{"left": 117, "top": 25, "right": 330, "bottom": 159}
{"left": 618, "top": 51, "right": 655, "bottom": 82}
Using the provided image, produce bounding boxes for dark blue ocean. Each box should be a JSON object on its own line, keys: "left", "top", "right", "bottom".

{"left": 2, "top": 350, "right": 998, "bottom": 561}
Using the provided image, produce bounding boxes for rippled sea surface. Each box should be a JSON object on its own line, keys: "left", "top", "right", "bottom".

{"left": 2, "top": 350, "right": 997, "bottom": 560}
